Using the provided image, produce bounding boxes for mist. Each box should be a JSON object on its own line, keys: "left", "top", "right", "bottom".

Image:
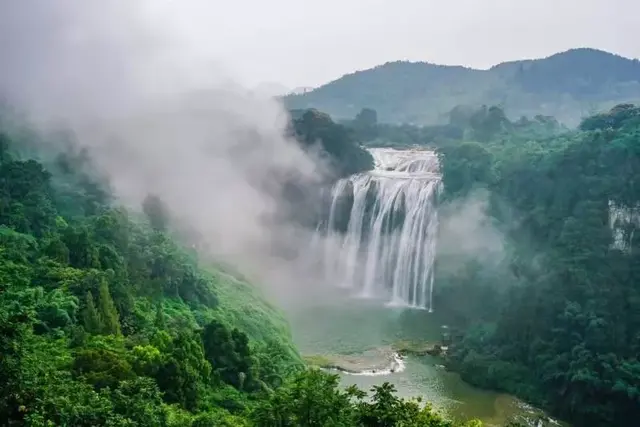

{"left": 436, "top": 188, "right": 506, "bottom": 273}
{"left": 0, "top": 1, "right": 511, "bottom": 311}
{"left": 0, "top": 1, "right": 334, "bottom": 302}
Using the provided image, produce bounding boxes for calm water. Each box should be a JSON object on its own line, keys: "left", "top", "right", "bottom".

{"left": 287, "top": 298, "right": 555, "bottom": 426}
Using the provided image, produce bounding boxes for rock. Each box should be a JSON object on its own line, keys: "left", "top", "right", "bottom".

{"left": 394, "top": 340, "right": 448, "bottom": 357}
{"left": 302, "top": 346, "right": 403, "bottom": 375}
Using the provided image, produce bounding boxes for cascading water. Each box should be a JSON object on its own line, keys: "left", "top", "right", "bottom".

{"left": 317, "top": 148, "right": 442, "bottom": 310}
{"left": 609, "top": 200, "right": 640, "bottom": 251}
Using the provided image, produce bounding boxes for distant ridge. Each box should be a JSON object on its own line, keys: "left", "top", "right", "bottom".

{"left": 284, "top": 48, "right": 640, "bottom": 126}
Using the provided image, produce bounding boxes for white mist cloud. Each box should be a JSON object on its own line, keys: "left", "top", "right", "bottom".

{"left": 437, "top": 189, "right": 505, "bottom": 268}
{"left": 0, "top": 0, "right": 332, "bottom": 300}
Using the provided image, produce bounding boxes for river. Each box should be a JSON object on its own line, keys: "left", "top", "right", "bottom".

{"left": 287, "top": 297, "right": 559, "bottom": 426}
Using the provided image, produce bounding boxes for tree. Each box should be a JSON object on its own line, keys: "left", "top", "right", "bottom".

{"left": 440, "top": 141, "right": 494, "bottom": 197}
{"left": 439, "top": 104, "right": 640, "bottom": 426}
{"left": 292, "top": 109, "right": 374, "bottom": 177}
{"left": 143, "top": 194, "right": 169, "bottom": 232}
{"left": 83, "top": 291, "right": 103, "bottom": 334}
{"left": 154, "top": 303, "right": 166, "bottom": 329}
{"left": 97, "top": 279, "right": 121, "bottom": 336}
{"left": 353, "top": 108, "right": 379, "bottom": 140}
{"left": 155, "top": 333, "right": 210, "bottom": 411}
{"left": 202, "top": 320, "right": 255, "bottom": 390}
{"left": 0, "top": 287, "right": 35, "bottom": 424}
{"left": 251, "top": 369, "right": 356, "bottom": 426}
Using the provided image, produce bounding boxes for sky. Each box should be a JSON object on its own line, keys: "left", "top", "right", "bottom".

{"left": 1, "top": 0, "right": 638, "bottom": 91}
{"left": 142, "top": 0, "right": 639, "bottom": 89}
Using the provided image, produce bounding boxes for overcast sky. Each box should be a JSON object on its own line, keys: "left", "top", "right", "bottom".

{"left": 148, "top": 0, "right": 638, "bottom": 89}
{"left": 1, "top": 0, "right": 638, "bottom": 91}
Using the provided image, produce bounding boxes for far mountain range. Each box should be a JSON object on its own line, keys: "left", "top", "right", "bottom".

{"left": 283, "top": 48, "right": 640, "bottom": 126}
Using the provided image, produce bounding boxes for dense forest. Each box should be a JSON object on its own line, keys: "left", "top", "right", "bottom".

{"left": 343, "top": 103, "right": 640, "bottom": 426}
{"left": 440, "top": 104, "right": 640, "bottom": 427}
{"left": 0, "top": 112, "right": 490, "bottom": 426}
{"left": 342, "top": 105, "right": 566, "bottom": 150}
{"left": 3, "top": 80, "right": 639, "bottom": 427}
{"left": 284, "top": 48, "right": 640, "bottom": 126}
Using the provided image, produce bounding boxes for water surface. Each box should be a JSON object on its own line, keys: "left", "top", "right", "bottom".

{"left": 288, "top": 298, "right": 556, "bottom": 426}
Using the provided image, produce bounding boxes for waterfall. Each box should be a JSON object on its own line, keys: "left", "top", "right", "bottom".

{"left": 317, "top": 148, "right": 442, "bottom": 310}
{"left": 609, "top": 200, "right": 640, "bottom": 252}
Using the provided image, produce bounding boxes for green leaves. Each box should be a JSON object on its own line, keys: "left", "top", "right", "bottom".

{"left": 250, "top": 369, "right": 469, "bottom": 427}
{"left": 292, "top": 109, "right": 374, "bottom": 177}
{"left": 0, "top": 114, "right": 498, "bottom": 426}
{"left": 441, "top": 104, "right": 640, "bottom": 426}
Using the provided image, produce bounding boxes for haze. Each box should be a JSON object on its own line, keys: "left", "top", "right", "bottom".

{"left": 148, "top": 0, "right": 637, "bottom": 89}
{"left": 2, "top": 1, "right": 636, "bottom": 91}
{"left": 0, "top": 0, "right": 631, "bottom": 305}
{"left": 0, "top": 0, "right": 337, "bottom": 304}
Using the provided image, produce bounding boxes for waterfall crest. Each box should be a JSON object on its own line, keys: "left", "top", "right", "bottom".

{"left": 317, "top": 148, "right": 442, "bottom": 310}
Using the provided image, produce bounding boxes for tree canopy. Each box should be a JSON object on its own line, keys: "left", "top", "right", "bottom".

{"left": 0, "top": 121, "right": 482, "bottom": 426}
{"left": 429, "top": 104, "right": 640, "bottom": 427}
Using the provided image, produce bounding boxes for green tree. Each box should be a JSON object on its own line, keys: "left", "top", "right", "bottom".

{"left": 440, "top": 141, "right": 494, "bottom": 197}
{"left": 202, "top": 320, "right": 255, "bottom": 390}
{"left": 82, "top": 291, "right": 103, "bottom": 334}
{"left": 439, "top": 104, "right": 640, "bottom": 426}
{"left": 97, "top": 279, "right": 121, "bottom": 335}
{"left": 143, "top": 194, "right": 170, "bottom": 232}
{"left": 154, "top": 302, "right": 166, "bottom": 329}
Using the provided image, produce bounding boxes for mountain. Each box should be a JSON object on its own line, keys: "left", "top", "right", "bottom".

{"left": 283, "top": 48, "right": 640, "bottom": 126}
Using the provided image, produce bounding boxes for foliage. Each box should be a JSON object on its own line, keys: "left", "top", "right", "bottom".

{"left": 0, "top": 126, "right": 295, "bottom": 425}
{"left": 434, "top": 104, "right": 640, "bottom": 426}
{"left": 0, "top": 123, "right": 482, "bottom": 427}
{"left": 338, "top": 103, "right": 566, "bottom": 152}
{"left": 290, "top": 108, "right": 373, "bottom": 177}
{"left": 284, "top": 48, "right": 640, "bottom": 126}
{"left": 251, "top": 369, "right": 479, "bottom": 427}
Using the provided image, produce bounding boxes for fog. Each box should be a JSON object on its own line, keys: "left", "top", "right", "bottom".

{"left": 0, "top": 0, "right": 334, "bottom": 302}
{"left": 436, "top": 188, "right": 506, "bottom": 273}
{"left": 0, "top": 1, "right": 511, "bottom": 311}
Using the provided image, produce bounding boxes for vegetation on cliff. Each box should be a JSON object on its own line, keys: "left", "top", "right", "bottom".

{"left": 290, "top": 108, "right": 374, "bottom": 177}
{"left": 426, "top": 104, "right": 640, "bottom": 427}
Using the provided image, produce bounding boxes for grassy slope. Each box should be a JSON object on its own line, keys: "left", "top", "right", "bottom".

{"left": 205, "top": 269, "right": 300, "bottom": 362}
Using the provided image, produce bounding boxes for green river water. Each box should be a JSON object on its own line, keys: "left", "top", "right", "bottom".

{"left": 287, "top": 297, "right": 561, "bottom": 427}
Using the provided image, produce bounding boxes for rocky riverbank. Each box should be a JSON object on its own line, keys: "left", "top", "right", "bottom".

{"left": 302, "top": 338, "right": 451, "bottom": 375}
{"left": 303, "top": 346, "right": 405, "bottom": 375}
{"left": 392, "top": 339, "right": 449, "bottom": 357}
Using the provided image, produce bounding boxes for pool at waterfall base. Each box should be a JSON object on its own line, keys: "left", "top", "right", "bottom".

{"left": 287, "top": 298, "right": 564, "bottom": 427}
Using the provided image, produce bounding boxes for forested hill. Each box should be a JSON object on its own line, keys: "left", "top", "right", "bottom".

{"left": 284, "top": 48, "right": 640, "bottom": 126}
{"left": 432, "top": 103, "right": 640, "bottom": 427}
{"left": 0, "top": 117, "right": 483, "bottom": 426}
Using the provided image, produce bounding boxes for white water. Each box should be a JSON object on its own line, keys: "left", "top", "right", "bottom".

{"left": 317, "top": 148, "right": 442, "bottom": 310}
{"left": 609, "top": 200, "right": 640, "bottom": 251}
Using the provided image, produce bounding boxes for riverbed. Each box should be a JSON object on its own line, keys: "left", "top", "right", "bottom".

{"left": 286, "top": 297, "right": 556, "bottom": 426}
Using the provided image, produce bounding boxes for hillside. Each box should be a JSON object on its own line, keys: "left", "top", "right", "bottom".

{"left": 434, "top": 103, "right": 640, "bottom": 427}
{"left": 284, "top": 48, "right": 640, "bottom": 126}
{"left": 0, "top": 117, "right": 484, "bottom": 426}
